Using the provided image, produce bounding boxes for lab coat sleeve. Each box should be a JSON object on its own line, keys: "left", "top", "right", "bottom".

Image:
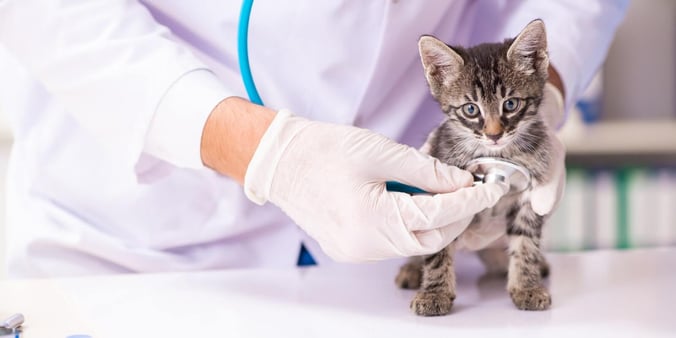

{"left": 488, "top": 0, "right": 629, "bottom": 128}
{"left": 0, "top": 0, "right": 231, "bottom": 170}
{"left": 146, "top": 69, "right": 229, "bottom": 169}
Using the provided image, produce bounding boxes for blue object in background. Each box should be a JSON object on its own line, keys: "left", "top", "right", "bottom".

{"left": 577, "top": 100, "right": 602, "bottom": 124}
{"left": 575, "top": 71, "right": 604, "bottom": 123}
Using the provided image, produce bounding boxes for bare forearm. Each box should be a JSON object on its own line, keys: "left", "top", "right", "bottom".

{"left": 200, "top": 96, "right": 276, "bottom": 184}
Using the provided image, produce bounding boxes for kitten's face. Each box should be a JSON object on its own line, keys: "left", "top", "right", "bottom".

{"left": 419, "top": 20, "right": 549, "bottom": 153}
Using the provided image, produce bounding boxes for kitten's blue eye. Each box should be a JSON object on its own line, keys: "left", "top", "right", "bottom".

{"left": 461, "top": 103, "right": 480, "bottom": 118}
{"left": 503, "top": 98, "right": 520, "bottom": 113}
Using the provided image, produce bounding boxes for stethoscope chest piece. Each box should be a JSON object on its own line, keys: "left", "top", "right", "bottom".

{"left": 465, "top": 157, "right": 532, "bottom": 195}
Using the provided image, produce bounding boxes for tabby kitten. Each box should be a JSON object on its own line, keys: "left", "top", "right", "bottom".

{"left": 395, "top": 20, "right": 555, "bottom": 316}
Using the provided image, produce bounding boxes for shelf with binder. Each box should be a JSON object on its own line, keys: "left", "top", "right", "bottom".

{"left": 547, "top": 110, "right": 676, "bottom": 252}
{"left": 559, "top": 109, "right": 676, "bottom": 166}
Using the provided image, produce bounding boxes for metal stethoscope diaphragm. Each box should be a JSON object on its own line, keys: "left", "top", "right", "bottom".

{"left": 465, "top": 157, "right": 532, "bottom": 195}
{"left": 384, "top": 157, "right": 532, "bottom": 195}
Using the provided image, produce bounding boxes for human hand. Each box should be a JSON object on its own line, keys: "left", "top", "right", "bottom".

{"left": 244, "top": 110, "right": 508, "bottom": 262}
{"left": 530, "top": 83, "right": 566, "bottom": 216}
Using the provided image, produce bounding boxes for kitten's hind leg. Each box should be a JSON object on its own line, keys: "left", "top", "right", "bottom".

{"left": 507, "top": 203, "right": 552, "bottom": 311}
{"left": 395, "top": 256, "right": 423, "bottom": 289}
{"left": 410, "top": 242, "right": 456, "bottom": 316}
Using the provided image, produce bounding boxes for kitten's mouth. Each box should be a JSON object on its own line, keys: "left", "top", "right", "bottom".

{"left": 481, "top": 137, "right": 512, "bottom": 149}
{"left": 484, "top": 142, "right": 506, "bottom": 150}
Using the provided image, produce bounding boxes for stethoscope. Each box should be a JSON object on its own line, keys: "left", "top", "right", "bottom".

{"left": 237, "top": 0, "right": 531, "bottom": 195}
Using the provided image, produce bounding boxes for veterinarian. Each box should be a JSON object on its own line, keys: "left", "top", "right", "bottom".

{"left": 0, "top": 1, "right": 627, "bottom": 277}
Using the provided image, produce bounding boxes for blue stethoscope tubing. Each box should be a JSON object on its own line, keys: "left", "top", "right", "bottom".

{"left": 237, "top": 0, "right": 264, "bottom": 106}
{"left": 237, "top": 0, "right": 424, "bottom": 195}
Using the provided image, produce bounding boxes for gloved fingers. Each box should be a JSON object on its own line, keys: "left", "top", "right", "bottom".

{"left": 412, "top": 215, "right": 474, "bottom": 251}
{"left": 531, "top": 131, "right": 566, "bottom": 216}
{"left": 379, "top": 147, "right": 474, "bottom": 194}
{"left": 531, "top": 164, "right": 566, "bottom": 216}
{"left": 390, "top": 182, "right": 507, "bottom": 232}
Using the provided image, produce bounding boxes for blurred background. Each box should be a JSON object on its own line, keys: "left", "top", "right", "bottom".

{"left": 0, "top": 1, "right": 674, "bottom": 279}
{"left": 544, "top": 0, "right": 676, "bottom": 252}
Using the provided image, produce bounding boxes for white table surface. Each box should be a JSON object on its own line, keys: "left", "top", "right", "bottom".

{"left": 1, "top": 248, "right": 674, "bottom": 338}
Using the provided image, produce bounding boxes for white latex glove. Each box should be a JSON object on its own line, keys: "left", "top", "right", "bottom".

{"left": 530, "top": 83, "right": 567, "bottom": 216}
{"left": 244, "top": 110, "right": 508, "bottom": 262}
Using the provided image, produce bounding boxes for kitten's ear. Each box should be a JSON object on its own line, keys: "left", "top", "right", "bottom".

{"left": 507, "top": 19, "right": 549, "bottom": 77}
{"left": 418, "top": 35, "right": 464, "bottom": 91}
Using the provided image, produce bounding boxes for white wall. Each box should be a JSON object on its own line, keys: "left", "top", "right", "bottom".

{"left": 0, "top": 140, "right": 10, "bottom": 280}
{"left": 603, "top": 0, "right": 676, "bottom": 120}
{"left": 0, "top": 110, "right": 11, "bottom": 280}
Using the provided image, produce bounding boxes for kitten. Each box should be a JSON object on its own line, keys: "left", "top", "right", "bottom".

{"left": 395, "top": 20, "right": 555, "bottom": 316}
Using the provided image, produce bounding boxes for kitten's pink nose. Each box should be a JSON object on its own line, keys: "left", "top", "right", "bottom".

{"left": 486, "top": 132, "right": 503, "bottom": 142}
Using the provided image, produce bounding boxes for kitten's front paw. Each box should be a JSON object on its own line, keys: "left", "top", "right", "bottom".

{"left": 395, "top": 262, "right": 422, "bottom": 289}
{"left": 509, "top": 286, "right": 552, "bottom": 311}
{"left": 410, "top": 291, "right": 455, "bottom": 316}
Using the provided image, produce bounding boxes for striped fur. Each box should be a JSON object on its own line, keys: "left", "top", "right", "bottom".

{"left": 396, "top": 20, "right": 555, "bottom": 315}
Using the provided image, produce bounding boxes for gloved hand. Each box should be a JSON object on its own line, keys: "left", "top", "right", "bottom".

{"left": 530, "top": 83, "right": 567, "bottom": 216}
{"left": 244, "top": 110, "right": 508, "bottom": 262}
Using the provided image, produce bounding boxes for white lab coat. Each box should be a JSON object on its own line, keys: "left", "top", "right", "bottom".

{"left": 0, "top": 0, "right": 627, "bottom": 277}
